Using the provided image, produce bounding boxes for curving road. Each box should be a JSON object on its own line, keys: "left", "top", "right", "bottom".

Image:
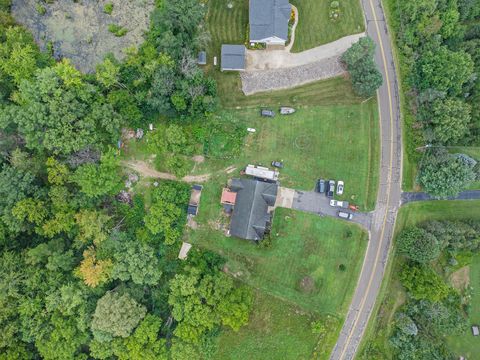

{"left": 329, "top": 0, "right": 402, "bottom": 359}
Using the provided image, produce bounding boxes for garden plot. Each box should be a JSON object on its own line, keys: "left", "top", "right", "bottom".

{"left": 12, "top": 0, "right": 154, "bottom": 73}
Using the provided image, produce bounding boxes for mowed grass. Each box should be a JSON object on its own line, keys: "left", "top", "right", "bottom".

{"left": 214, "top": 290, "right": 321, "bottom": 360}
{"left": 205, "top": 0, "right": 365, "bottom": 107}
{"left": 188, "top": 208, "right": 368, "bottom": 359}
{"left": 359, "top": 200, "right": 480, "bottom": 359}
{"left": 193, "top": 100, "right": 379, "bottom": 210}
{"left": 290, "top": 0, "right": 365, "bottom": 52}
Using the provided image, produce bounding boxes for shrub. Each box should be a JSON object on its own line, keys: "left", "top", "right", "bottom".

{"left": 103, "top": 3, "right": 113, "bottom": 14}
{"left": 108, "top": 24, "right": 128, "bottom": 37}
{"left": 330, "top": 1, "right": 340, "bottom": 9}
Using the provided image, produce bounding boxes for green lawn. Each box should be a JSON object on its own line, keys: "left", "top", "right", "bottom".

{"left": 290, "top": 0, "right": 365, "bottom": 52}
{"left": 192, "top": 100, "right": 379, "bottom": 210}
{"left": 188, "top": 208, "right": 368, "bottom": 359}
{"left": 358, "top": 200, "right": 480, "bottom": 359}
{"left": 205, "top": 0, "right": 365, "bottom": 107}
{"left": 214, "top": 290, "right": 322, "bottom": 360}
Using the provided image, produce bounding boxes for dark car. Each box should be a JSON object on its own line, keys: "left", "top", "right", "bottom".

{"left": 271, "top": 161, "right": 284, "bottom": 168}
{"left": 261, "top": 109, "right": 275, "bottom": 117}
{"left": 327, "top": 180, "right": 335, "bottom": 197}
{"left": 316, "top": 179, "right": 325, "bottom": 193}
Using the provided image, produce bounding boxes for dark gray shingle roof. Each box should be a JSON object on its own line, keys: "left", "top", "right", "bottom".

{"left": 221, "top": 45, "right": 246, "bottom": 70}
{"left": 230, "top": 178, "right": 278, "bottom": 241}
{"left": 249, "top": 0, "right": 291, "bottom": 42}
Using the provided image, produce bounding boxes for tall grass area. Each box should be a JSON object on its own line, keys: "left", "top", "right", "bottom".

{"left": 358, "top": 200, "right": 480, "bottom": 359}
{"left": 290, "top": 0, "right": 365, "bottom": 52}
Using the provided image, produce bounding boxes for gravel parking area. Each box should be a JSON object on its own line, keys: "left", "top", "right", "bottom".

{"left": 241, "top": 56, "right": 345, "bottom": 95}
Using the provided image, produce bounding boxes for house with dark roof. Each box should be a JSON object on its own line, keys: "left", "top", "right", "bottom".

{"left": 229, "top": 178, "right": 278, "bottom": 241}
{"left": 221, "top": 44, "right": 246, "bottom": 71}
{"left": 249, "top": 0, "right": 291, "bottom": 45}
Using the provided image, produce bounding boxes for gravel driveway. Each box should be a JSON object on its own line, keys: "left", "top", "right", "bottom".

{"left": 241, "top": 32, "right": 365, "bottom": 94}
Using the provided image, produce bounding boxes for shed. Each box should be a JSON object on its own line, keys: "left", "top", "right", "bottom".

{"left": 197, "top": 51, "right": 207, "bottom": 65}
{"left": 221, "top": 45, "right": 246, "bottom": 71}
{"left": 472, "top": 325, "right": 479, "bottom": 336}
{"left": 249, "top": 0, "right": 291, "bottom": 44}
{"left": 221, "top": 188, "right": 237, "bottom": 205}
{"left": 178, "top": 242, "right": 192, "bottom": 260}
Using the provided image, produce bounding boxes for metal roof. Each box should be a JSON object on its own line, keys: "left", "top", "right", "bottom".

{"left": 197, "top": 51, "right": 207, "bottom": 65}
{"left": 221, "top": 44, "right": 246, "bottom": 70}
{"left": 249, "top": 0, "right": 291, "bottom": 42}
{"left": 229, "top": 178, "right": 278, "bottom": 241}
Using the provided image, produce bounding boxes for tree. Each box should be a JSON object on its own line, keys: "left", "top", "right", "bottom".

{"left": 419, "top": 151, "right": 476, "bottom": 198}
{"left": 75, "top": 247, "right": 112, "bottom": 288}
{"left": 397, "top": 227, "right": 441, "bottom": 263}
{"left": 72, "top": 148, "right": 122, "bottom": 198}
{"left": 96, "top": 58, "right": 121, "bottom": 89}
{"left": 46, "top": 157, "right": 70, "bottom": 185}
{"left": 427, "top": 98, "right": 471, "bottom": 144}
{"left": 144, "top": 200, "right": 181, "bottom": 245}
{"left": 0, "top": 61, "right": 122, "bottom": 155}
{"left": 91, "top": 291, "right": 146, "bottom": 341}
{"left": 342, "top": 37, "right": 383, "bottom": 97}
{"left": 399, "top": 265, "right": 450, "bottom": 302}
{"left": 109, "top": 235, "right": 162, "bottom": 285}
{"left": 74, "top": 209, "right": 111, "bottom": 247}
{"left": 168, "top": 266, "right": 252, "bottom": 343}
{"left": 416, "top": 46, "right": 474, "bottom": 95}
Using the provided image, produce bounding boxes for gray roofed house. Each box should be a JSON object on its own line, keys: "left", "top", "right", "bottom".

{"left": 249, "top": 0, "right": 291, "bottom": 45}
{"left": 229, "top": 178, "right": 278, "bottom": 241}
{"left": 221, "top": 45, "right": 246, "bottom": 71}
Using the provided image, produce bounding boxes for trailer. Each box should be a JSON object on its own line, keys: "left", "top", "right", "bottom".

{"left": 187, "top": 184, "right": 203, "bottom": 216}
{"left": 245, "top": 164, "right": 279, "bottom": 181}
{"left": 280, "top": 106, "right": 296, "bottom": 115}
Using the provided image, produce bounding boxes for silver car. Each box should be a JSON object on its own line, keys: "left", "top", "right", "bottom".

{"left": 337, "top": 211, "right": 353, "bottom": 220}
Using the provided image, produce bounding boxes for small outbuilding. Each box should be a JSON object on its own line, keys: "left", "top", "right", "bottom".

{"left": 221, "top": 188, "right": 237, "bottom": 205}
{"left": 472, "top": 325, "right": 479, "bottom": 336}
{"left": 178, "top": 242, "right": 192, "bottom": 260}
{"left": 221, "top": 44, "right": 246, "bottom": 71}
{"left": 197, "top": 51, "right": 207, "bottom": 65}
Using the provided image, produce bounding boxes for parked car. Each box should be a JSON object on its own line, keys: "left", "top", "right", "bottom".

{"left": 337, "top": 180, "right": 344, "bottom": 195}
{"left": 327, "top": 180, "right": 335, "bottom": 197}
{"left": 261, "top": 109, "right": 275, "bottom": 117}
{"left": 280, "top": 106, "right": 296, "bottom": 115}
{"left": 271, "top": 161, "right": 284, "bottom": 168}
{"left": 337, "top": 211, "right": 353, "bottom": 220}
{"left": 316, "top": 179, "right": 326, "bottom": 193}
{"left": 247, "top": 128, "right": 256, "bottom": 133}
{"left": 330, "top": 200, "right": 349, "bottom": 208}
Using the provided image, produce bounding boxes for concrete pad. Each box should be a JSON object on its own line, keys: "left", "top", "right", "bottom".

{"left": 275, "top": 187, "right": 296, "bottom": 208}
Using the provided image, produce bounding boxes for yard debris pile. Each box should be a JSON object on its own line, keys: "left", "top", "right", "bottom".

{"left": 241, "top": 56, "right": 345, "bottom": 95}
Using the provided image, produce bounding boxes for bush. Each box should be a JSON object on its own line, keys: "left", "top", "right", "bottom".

{"left": 104, "top": 3, "right": 113, "bottom": 14}
{"left": 108, "top": 24, "right": 128, "bottom": 37}
{"left": 397, "top": 227, "right": 441, "bottom": 263}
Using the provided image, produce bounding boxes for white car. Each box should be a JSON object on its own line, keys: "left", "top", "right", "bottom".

{"left": 336, "top": 180, "right": 344, "bottom": 195}
{"left": 330, "top": 200, "right": 344, "bottom": 207}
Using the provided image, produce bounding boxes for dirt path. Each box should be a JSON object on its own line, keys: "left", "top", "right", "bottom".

{"left": 123, "top": 160, "right": 236, "bottom": 183}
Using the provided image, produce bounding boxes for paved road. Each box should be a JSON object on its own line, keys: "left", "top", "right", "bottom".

{"left": 329, "top": 0, "right": 402, "bottom": 358}
{"left": 292, "top": 190, "right": 372, "bottom": 229}
{"left": 402, "top": 190, "right": 480, "bottom": 204}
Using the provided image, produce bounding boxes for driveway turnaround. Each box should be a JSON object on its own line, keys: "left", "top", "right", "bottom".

{"left": 241, "top": 32, "right": 365, "bottom": 95}
{"left": 329, "top": 0, "right": 403, "bottom": 359}
{"left": 292, "top": 191, "right": 371, "bottom": 229}
{"left": 402, "top": 190, "right": 480, "bottom": 204}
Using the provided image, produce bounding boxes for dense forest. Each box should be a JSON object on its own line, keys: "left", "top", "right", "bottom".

{"left": 0, "top": 0, "right": 253, "bottom": 359}
{"left": 392, "top": 0, "right": 480, "bottom": 197}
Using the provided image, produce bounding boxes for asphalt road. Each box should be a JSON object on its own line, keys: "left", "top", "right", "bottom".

{"left": 402, "top": 190, "right": 480, "bottom": 203}
{"left": 329, "top": 0, "right": 403, "bottom": 358}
